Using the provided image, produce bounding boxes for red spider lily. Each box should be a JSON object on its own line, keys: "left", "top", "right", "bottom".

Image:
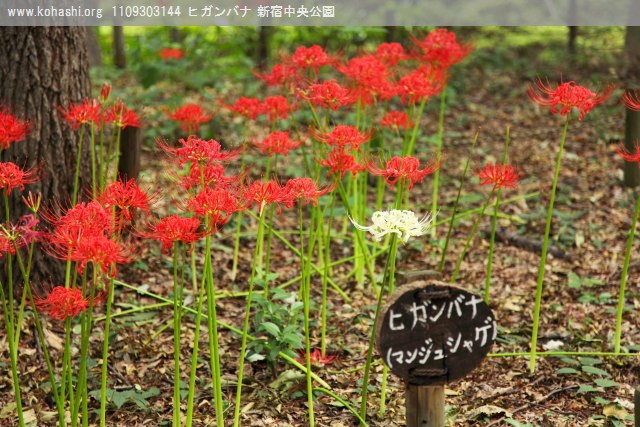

{"left": 380, "top": 111, "right": 412, "bottom": 130}
{"left": 100, "top": 83, "right": 112, "bottom": 103}
{"left": 141, "top": 215, "right": 202, "bottom": 252}
{"left": 298, "top": 80, "right": 354, "bottom": 110}
{"left": 254, "top": 63, "right": 298, "bottom": 87}
{"left": 71, "top": 234, "right": 129, "bottom": 276}
{"left": 283, "top": 178, "right": 333, "bottom": 208}
{"left": 59, "top": 99, "right": 102, "bottom": 129}
{"left": 411, "top": 28, "right": 472, "bottom": 69}
{"left": 180, "top": 163, "right": 239, "bottom": 191}
{"left": 396, "top": 65, "right": 446, "bottom": 104}
{"left": 376, "top": 42, "right": 410, "bottom": 66}
{"left": 0, "top": 215, "right": 41, "bottom": 254}
{"left": 338, "top": 55, "right": 394, "bottom": 103}
{"left": 318, "top": 148, "right": 365, "bottom": 178}
{"left": 312, "top": 125, "right": 371, "bottom": 151}
{"left": 528, "top": 78, "right": 614, "bottom": 120}
{"left": 46, "top": 201, "right": 114, "bottom": 257}
{"left": 167, "top": 104, "right": 214, "bottom": 132}
{"left": 253, "top": 131, "right": 302, "bottom": 157}
{"left": 103, "top": 100, "right": 141, "bottom": 129}
{"left": 160, "top": 135, "right": 239, "bottom": 165}
{"left": 186, "top": 188, "right": 244, "bottom": 225}
{"left": 223, "top": 97, "right": 263, "bottom": 120}
{"left": 338, "top": 55, "right": 388, "bottom": 86}
{"left": 297, "top": 349, "right": 337, "bottom": 366}
{"left": 615, "top": 144, "right": 640, "bottom": 163}
{"left": 289, "top": 45, "right": 332, "bottom": 72}
{"left": 0, "top": 162, "right": 39, "bottom": 195}
{"left": 0, "top": 110, "right": 29, "bottom": 149}
{"left": 99, "top": 179, "right": 154, "bottom": 223}
{"left": 369, "top": 155, "right": 442, "bottom": 189}
{"left": 262, "top": 96, "right": 291, "bottom": 121}
{"left": 159, "top": 47, "right": 184, "bottom": 60}
{"left": 243, "top": 180, "right": 287, "bottom": 214}
{"left": 475, "top": 163, "right": 520, "bottom": 189}
{"left": 35, "top": 286, "right": 89, "bottom": 320}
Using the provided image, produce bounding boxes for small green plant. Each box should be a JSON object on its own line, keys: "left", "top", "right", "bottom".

{"left": 246, "top": 287, "right": 305, "bottom": 377}
{"left": 90, "top": 386, "right": 160, "bottom": 411}
{"left": 555, "top": 357, "right": 632, "bottom": 425}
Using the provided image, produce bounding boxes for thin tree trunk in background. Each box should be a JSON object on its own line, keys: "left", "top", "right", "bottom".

{"left": 624, "top": 26, "right": 640, "bottom": 188}
{"left": 256, "top": 26, "right": 270, "bottom": 72}
{"left": 385, "top": 26, "right": 398, "bottom": 43}
{"left": 568, "top": 27, "right": 578, "bottom": 54}
{"left": 567, "top": 0, "right": 578, "bottom": 54}
{"left": 86, "top": 27, "right": 102, "bottom": 67}
{"left": 113, "top": 26, "right": 126, "bottom": 69}
{"left": 169, "top": 27, "right": 182, "bottom": 43}
{"left": 0, "top": 27, "right": 91, "bottom": 281}
{"left": 118, "top": 126, "right": 142, "bottom": 182}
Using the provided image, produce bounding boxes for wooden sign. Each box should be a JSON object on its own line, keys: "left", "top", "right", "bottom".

{"left": 375, "top": 280, "right": 496, "bottom": 386}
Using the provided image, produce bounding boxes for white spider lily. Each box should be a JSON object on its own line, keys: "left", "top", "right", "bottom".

{"left": 349, "top": 209, "right": 433, "bottom": 243}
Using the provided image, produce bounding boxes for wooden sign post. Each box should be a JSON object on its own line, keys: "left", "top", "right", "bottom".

{"left": 375, "top": 275, "right": 496, "bottom": 427}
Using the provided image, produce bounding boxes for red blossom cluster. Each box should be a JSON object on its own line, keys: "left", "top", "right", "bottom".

{"left": 475, "top": 163, "right": 520, "bottom": 189}
{"left": 529, "top": 78, "right": 614, "bottom": 120}
{"left": 159, "top": 47, "right": 184, "bottom": 60}
{"left": 59, "top": 85, "right": 140, "bottom": 130}
{"left": 369, "top": 155, "right": 442, "bottom": 189}
{"left": 0, "top": 109, "right": 29, "bottom": 149}
{"left": 167, "top": 103, "right": 214, "bottom": 132}
{"left": 223, "top": 96, "right": 293, "bottom": 122}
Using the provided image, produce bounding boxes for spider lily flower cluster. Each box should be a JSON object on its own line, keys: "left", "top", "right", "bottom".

{"left": 350, "top": 209, "right": 433, "bottom": 243}
{"left": 3, "top": 26, "right": 633, "bottom": 427}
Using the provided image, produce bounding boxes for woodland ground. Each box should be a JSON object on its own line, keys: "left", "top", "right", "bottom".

{"left": 0, "top": 27, "right": 639, "bottom": 426}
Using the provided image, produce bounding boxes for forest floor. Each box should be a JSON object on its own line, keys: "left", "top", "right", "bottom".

{"left": 2, "top": 34, "right": 640, "bottom": 427}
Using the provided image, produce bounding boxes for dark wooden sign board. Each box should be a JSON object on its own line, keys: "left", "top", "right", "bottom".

{"left": 375, "top": 273, "right": 496, "bottom": 427}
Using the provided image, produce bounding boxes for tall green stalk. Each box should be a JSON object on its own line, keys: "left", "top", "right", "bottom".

{"left": 438, "top": 133, "right": 478, "bottom": 271}
{"left": 172, "top": 244, "right": 183, "bottom": 427}
{"left": 359, "top": 235, "right": 398, "bottom": 425}
{"left": 450, "top": 188, "right": 496, "bottom": 283}
{"left": 530, "top": 117, "right": 570, "bottom": 373}
{"left": 614, "top": 192, "right": 640, "bottom": 353}
{"left": 484, "top": 128, "right": 511, "bottom": 303}
{"left": 233, "top": 207, "right": 266, "bottom": 427}
{"left": 431, "top": 89, "right": 447, "bottom": 238}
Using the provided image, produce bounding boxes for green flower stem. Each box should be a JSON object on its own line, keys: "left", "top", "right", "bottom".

{"left": 93, "top": 302, "right": 170, "bottom": 322}
{"left": 185, "top": 254, "right": 207, "bottom": 427}
{"left": 0, "top": 282, "right": 24, "bottom": 427}
{"left": 203, "top": 230, "right": 224, "bottom": 427}
{"left": 72, "top": 269, "right": 95, "bottom": 427}
{"left": 450, "top": 188, "right": 497, "bottom": 283}
{"left": 98, "top": 126, "right": 105, "bottom": 192}
{"left": 530, "top": 117, "right": 571, "bottom": 374}
{"left": 244, "top": 210, "right": 352, "bottom": 302}
{"left": 114, "top": 280, "right": 333, "bottom": 390}
{"left": 333, "top": 180, "right": 376, "bottom": 284}
{"left": 320, "top": 195, "right": 335, "bottom": 356}
{"left": 484, "top": 189, "right": 502, "bottom": 302}
{"left": 359, "top": 235, "right": 399, "bottom": 425}
{"left": 12, "top": 239, "right": 34, "bottom": 352}
{"left": 233, "top": 207, "right": 266, "bottom": 427}
{"left": 111, "top": 127, "right": 122, "bottom": 183}
{"left": 484, "top": 128, "right": 511, "bottom": 303}
{"left": 99, "top": 273, "right": 117, "bottom": 427}
{"left": 438, "top": 133, "right": 478, "bottom": 272}
{"left": 299, "top": 203, "right": 316, "bottom": 427}
{"left": 63, "top": 317, "right": 73, "bottom": 423}
{"left": 313, "top": 388, "right": 369, "bottom": 426}
{"left": 172, "top": 244, "right": 182, "bottom": 427}
{"left": 90, "top": 124, "right": 97, "bottom": 198}
{"left": 614, "top": 192, "right": 640, "bottom": 353}
{"left": 72, "top": 125, "right": 85, "bottom": 205}
{"left": 404, "top": 97, "right": 427, "bottom": 157}
{"left": 431, "top": 89, "right": 447, "bottom": 238}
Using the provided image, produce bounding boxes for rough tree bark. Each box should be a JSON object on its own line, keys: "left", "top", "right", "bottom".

{"left": 623, "top": 26, "right": 640, "bottom": 188}
{"left": 113, "top": 26, "right": 126, "bottom": 69}
{"left": 0, "top": 27, "right": 91, "bottom": 280}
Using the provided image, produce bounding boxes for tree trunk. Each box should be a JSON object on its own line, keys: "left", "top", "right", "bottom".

{"left": 169, "top": 27, "right": 182, "bottom": 44}
{"left": 624, "top": 26, "right": 640, "bottom": 188}
{"left": 86, "top": 27, "right": 102, "bottom": 67}
{"left": 113, "top": 26, "right": 126, "bottom": 69}
{"left": 0, "top": 27, "right": 91, "bottom": 281}
{"left": 256, "top": 26, "right": 270, "bottom": 72}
